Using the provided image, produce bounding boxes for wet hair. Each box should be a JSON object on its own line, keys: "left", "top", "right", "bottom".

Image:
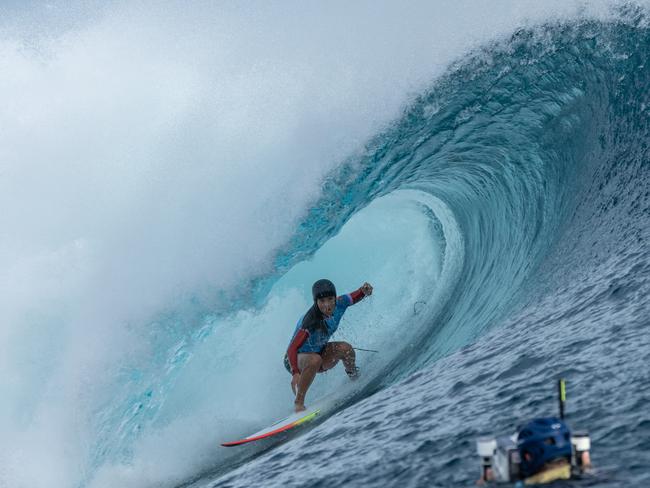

{"left": 301, "top": 302, "right": 328, "bottom": 334}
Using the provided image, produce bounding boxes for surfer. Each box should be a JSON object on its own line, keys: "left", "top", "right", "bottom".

{"left": 284, "top": 279, "right": 373, "bottom": 412}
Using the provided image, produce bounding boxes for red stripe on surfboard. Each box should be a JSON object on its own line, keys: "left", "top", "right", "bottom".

{"left": 221, "top": 412, "right": 318, "bottom": 447}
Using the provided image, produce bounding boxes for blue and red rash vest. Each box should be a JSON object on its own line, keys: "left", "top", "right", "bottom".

{"left": 286, "top": 288, "right": 365, "bottom": 375}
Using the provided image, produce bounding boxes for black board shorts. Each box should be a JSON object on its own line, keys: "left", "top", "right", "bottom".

{"left": 283, "top": 353, "right": 292, "bottom": 374}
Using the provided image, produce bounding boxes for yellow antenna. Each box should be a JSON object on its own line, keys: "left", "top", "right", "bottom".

{"left": 558, "top": 379, "right": 566, "bottom": 419}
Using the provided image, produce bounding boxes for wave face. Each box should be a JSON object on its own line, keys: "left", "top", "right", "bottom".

{"left": 1, "top": 3, "right": 649, "bottom": 488}
{"left": 205, "top": 14, "right": 650, "bottom": 488}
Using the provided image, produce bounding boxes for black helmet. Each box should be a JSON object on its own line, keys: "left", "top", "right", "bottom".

{"left": 312, "top": 279, "right": 337, "bottom": 301}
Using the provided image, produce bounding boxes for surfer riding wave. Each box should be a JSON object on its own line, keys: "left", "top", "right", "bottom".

{"left": 284, "top": 279, "right": 373, "bottom": 412}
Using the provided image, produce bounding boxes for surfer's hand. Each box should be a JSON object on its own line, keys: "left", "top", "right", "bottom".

{"left": 291, "top": 373, "right": 300, "bottom": 395}
{"left": 361, "top": 282, "right": 373, "bottom": 296}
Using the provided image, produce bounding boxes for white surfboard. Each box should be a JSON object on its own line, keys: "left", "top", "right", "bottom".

{"left": 221, "top": 405, "right": 321, "bottom": 447}
{"left": 221, "top": 380, "right": 360, "bottom": 447}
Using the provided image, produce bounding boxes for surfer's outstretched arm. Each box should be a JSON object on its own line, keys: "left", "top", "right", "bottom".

{"left": 346, "top": 282, "right": 373, "bottom": 305}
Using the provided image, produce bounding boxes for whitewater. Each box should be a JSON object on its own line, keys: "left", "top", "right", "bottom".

{"left": 1, "top": 2, "right": 648, "bottom": 487}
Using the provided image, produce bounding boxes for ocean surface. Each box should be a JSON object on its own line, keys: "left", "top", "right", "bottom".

{"left": 1, "top": 2, "right": 648, "bottom": 488}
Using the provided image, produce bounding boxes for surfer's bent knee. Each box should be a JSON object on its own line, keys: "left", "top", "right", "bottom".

{"left": 333, "top": 341, "right": 354, "bottom": 358}
{"left": 340, "top": 341, "right": 353, "bottom": 353}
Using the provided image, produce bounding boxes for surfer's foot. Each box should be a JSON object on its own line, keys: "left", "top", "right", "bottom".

{"left": 346, "top": 366, "right": 360, "bottom": 380}
{"left": 294, "top": 402, "right": 306, "bottom": 412}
